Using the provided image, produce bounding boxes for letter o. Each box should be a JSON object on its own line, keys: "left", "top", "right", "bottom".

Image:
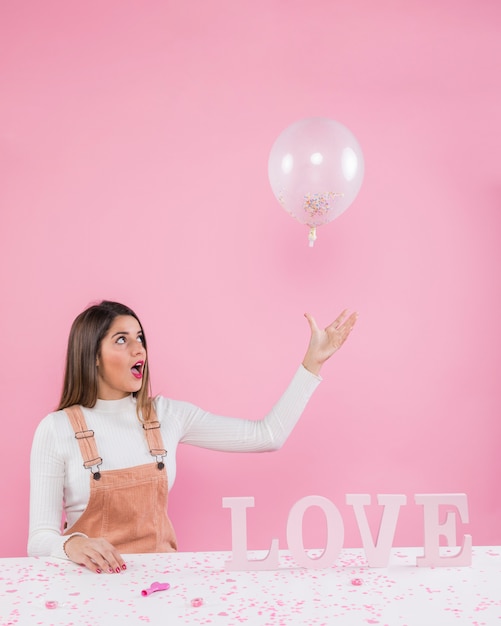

{"left": 286, "top": 495, "right": 344, "bottom": 569}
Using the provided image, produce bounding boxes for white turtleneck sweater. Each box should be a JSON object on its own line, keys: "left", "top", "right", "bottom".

{"left": 28, "top": 365, "right": 321, "bottom": 559}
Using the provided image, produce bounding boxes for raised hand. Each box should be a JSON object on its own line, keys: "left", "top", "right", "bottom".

{"left": 302, "top": 309, "right": 358, "bottom": 376}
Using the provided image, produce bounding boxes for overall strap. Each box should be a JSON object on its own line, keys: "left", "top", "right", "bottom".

{"left": 64, "top": 405, "right": 103, "bottom": 479}
{"left": 142, "top": 405, "right": 167, "bottom": 470}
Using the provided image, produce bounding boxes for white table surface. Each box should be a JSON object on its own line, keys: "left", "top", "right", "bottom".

{"left": 1, "top": 547, "right": 500, "bottom": 625}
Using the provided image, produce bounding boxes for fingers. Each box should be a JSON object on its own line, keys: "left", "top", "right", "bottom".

{"left": 324, "top": 310, "right": 358, "bottom": 349}
{"left": 304, "top": 312, "right": 319, "bottom": 333}
{"left": 89, "top": 541, "right": 126, "bottom": 574}
{"left": 79, "top": 551, "right": 107, "bottom": 575}
{"left": 336, "top": 311, "right": 358, "bottom": 343}
{"left": 340, "top": 311, "right": 358, "bottom": 331}
{"left": 332, "top": 309, "right": 349, "bottom": 328}
{"left": 65, "top": 536, "right": 126, "bottom": 574}
{"left": 307, "top": 309, "right": 358, "bottom": 338}
{"left": 90, "top": 548, "right": 125, "bottom": 575}
{"left": 326, "top": 309, "right": 357, "bottom": 333}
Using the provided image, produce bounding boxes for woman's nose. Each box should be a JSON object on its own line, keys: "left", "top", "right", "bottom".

{"left": 132, "top": 340, "right": 146, "bottom": 355}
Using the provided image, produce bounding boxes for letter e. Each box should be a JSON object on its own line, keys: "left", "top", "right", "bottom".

{"left": 415, "top": 493, "right": 472, "bottom": 567}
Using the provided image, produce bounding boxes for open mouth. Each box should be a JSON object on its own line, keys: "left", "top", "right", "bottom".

{"left": 131, "top": 361, "right": 144, "bottom": 379}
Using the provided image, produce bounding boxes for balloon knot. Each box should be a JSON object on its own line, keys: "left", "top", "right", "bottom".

{"left": 308, "top": 226, "right": 317, "bottom": 247}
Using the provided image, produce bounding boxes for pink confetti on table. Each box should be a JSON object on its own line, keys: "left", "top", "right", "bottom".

{"left": 1, "top": 547, "right": 500, "bottom": 625}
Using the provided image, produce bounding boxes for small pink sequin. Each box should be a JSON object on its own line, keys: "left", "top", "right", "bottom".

{"left": 191, "top": 597, "right": 204, "bottom": 607}
{"left": 45, "top": 600, "right": 58, "bottom": 609}
{"left": 351, "top": 578, "right": 363, "bottom": 586}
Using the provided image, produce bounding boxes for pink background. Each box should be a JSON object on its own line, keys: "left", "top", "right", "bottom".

{"left": 1, "top": 0, "right": 500, "bottom": 558}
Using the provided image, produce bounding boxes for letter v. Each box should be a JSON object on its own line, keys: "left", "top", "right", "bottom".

{"left": 346, "top": 494, "right": 407, "bottom": 567}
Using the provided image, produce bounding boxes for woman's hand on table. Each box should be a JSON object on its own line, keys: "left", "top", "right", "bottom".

{"left": 302, "top": 309, "right": 358, "bottom": 376}
{"left": 63, "top": 536, "right": 126, "bottom": 574}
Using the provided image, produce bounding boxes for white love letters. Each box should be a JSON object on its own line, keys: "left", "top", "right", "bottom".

{"left": 222, "top": 493, "right": 472, "bottom": 570}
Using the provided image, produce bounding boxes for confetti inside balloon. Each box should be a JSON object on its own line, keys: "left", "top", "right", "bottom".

{"left": 268, "top": 117, "right": 364, "bottom": 246}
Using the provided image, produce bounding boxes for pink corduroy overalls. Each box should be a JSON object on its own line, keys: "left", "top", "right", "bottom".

{"left": 62, "top": 405, "right": 177, "bottom": 553}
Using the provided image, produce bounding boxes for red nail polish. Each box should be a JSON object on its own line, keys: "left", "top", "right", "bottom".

{"left": 96, "top": 569, "right": 102, "bottom": 574}
{"left": 121, "top": 564, "right": 127, "bottom": 570}
{"left": 115, "top": 567, "right": 121, "bottom": 573}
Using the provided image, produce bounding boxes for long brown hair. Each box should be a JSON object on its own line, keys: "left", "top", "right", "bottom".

{"left": 57, "top": 301, "right": 153, "bottom": 421}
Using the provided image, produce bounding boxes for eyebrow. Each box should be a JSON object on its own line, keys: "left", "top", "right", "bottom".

{"left": 111, "top": 330, "right": 143, "bottom": 338}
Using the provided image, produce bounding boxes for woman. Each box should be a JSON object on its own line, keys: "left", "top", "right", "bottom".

{"left": 28, "top": 300, "right": 357, "bottom": 574}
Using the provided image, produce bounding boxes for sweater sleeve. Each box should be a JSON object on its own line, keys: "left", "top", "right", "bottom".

{"left": 168, "top": 365, "right": 321, "bottom": 452}
{"left": 27, "top": 416, "right": 85, "bottom": 559}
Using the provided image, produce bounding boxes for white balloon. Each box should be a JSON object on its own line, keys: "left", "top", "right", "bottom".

{"left": 268, "top": 118, "right": 364, "bottom": 244}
